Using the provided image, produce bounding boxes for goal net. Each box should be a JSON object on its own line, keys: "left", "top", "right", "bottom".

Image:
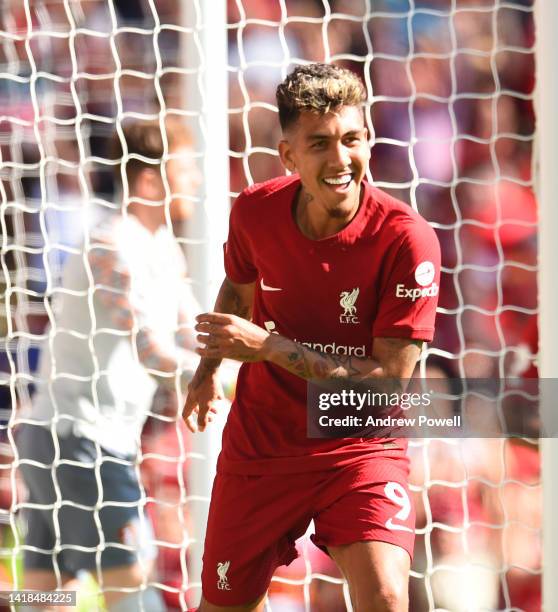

{"left": 1, "top": 0, "right": 540, "bottom": 610}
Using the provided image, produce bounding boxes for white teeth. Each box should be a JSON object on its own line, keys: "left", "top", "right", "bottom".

{"left": 323, "top": 175, "right": 352, "bottom": 185}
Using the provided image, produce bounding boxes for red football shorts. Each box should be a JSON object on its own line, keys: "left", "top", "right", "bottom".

{"left": 202, "top": 448, "right": 415, "bottom": 606}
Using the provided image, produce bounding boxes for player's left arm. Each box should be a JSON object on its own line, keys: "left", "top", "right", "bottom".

{"left": 259, "top": 332, "right": 422, "bottom": 381}
{"left": 195, "top": 312, "right": 422, "bottom": 381}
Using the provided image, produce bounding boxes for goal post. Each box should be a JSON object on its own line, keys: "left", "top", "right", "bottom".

{"left": 180, "top": 0, "right": 230, "bottom": 604}
{"left": 535, "top": 0, "right": 558, "bottom": 610}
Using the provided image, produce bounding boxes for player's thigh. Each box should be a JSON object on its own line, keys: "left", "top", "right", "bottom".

{"left": 15, "top": 425, "right": 156, "bottom": 591}
{"left": 61, "top": 457, "right": 156, "bottom": 575}
{"left": 312, "top": 457, "right": 416, "bottom": 559}
{"left": 23, "top": 569, "right": 73, "bottom": 591}
{"left": 328, "top": 540, "right": 410, "bottom": 612}
{"left": 312, "top": 457, "right": 414, "bottom": 610}
{"left": 198, "top": 592, "right": 266, "bottom": 612}
{"left": 15, "top": 424, "right": 63, "bottom": 574}
{"left": 202, "top": 472, "right": 312, "bottom": 607}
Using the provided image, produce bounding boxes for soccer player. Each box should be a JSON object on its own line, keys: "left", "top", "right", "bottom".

{"left": 183, "top": 63, "right": 441, "bottom": 612}
{"left": 16, "top": 118, "right": 201, "bottom": 612}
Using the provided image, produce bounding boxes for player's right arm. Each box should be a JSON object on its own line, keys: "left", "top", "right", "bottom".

{"left": 182, "top": 276, "right": 254, "bottom": 432}
{"left": 183, "top": 184, "right": 259, "bottom": 432}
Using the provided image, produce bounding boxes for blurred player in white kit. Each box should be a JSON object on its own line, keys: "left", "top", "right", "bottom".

{"left": 16, "top": 117, "right": 201, "bottom": 612}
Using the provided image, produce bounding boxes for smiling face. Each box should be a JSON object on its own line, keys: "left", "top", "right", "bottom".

{"left": 132, "top": 145, "right": 201, "bottom": 223}
{"left": 278, "top": 105, "right": 370, "bottom": 221}
{"left": 115, "top": 118, "right": 202, "bottom": 227}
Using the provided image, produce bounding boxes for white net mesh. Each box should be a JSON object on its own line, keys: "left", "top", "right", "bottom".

{"left": 1, "top": 0, "right": 540, "bottom": 610}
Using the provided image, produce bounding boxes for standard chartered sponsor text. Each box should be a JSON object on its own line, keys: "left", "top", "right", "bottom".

{"left": 294, "top": 339, "right": 366, "bottom": 357}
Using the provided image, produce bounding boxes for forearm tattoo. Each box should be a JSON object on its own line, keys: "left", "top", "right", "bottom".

{"left": 215, "top": 277, "right": 251, "bottom": 320}
{"left": 196, "top": 278, "right": 253, "bottom": 378}
{"left": 271, "top": 336, "right": 364, "bottom": 380}
{"left": 267, "top": 335, "right": 421, "bottom": 385}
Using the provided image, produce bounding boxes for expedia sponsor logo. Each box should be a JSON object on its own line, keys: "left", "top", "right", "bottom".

{"left": 414, "top": 261, "right": 435, "bottom": 287}
{"left": 395, "top": 282, "right": 439, "bottom": 301}
{"left": 294, "top": 339, "right": 366, "bottom": 357}
{"left": 396, "top": 260, "right": 439, "bottom": 301}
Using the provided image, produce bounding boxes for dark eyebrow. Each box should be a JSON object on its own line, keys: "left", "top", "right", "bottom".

{"left": 342, "top": 130, "right": 363, "bottom": 138}
{"left": 306, "top": 133, "right": 330, "bottom": 141}
{"left": 306, "top": 129, "right": 363, "bottom": 141}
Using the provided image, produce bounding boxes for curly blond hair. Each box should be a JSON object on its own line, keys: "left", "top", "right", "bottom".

{"left": 276, "top": 63, "right": 366, "bottom": 131}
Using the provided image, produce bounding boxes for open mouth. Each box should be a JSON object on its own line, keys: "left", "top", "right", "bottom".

{"left": 322, "top": 174, "right": 353, "bottom": 190}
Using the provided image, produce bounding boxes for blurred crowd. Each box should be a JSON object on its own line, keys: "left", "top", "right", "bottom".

{"left": 0, "top": 0, "right": 539, "bottom": 610}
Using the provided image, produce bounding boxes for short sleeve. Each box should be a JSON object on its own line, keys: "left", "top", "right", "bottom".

{"left": 223, "top": 192, "right": 258, "bottom": 284}
{"left": 372, "top": 222, "right": 441, "bottom": 342}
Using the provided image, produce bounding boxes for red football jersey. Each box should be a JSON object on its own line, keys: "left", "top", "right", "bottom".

{"left": 220, "top": 175, "right": 441, "bottom": 475}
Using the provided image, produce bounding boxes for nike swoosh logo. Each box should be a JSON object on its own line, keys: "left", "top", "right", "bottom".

{"left": 385, "top": 518, "right": 414, "bottom": 533}
{"left": 260, "top": 279, "right": 282, "bottom": 292}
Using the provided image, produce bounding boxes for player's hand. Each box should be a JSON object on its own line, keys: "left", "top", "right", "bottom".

{"left": 195, "top": 313, "right": 270, "bottom": 362}
{"left": 182, "top": 366, "right": 224, "bottom": 433}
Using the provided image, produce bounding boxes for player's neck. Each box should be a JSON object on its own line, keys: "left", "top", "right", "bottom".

{"left": 127, "top": 201, "right": 166, "bottom": 233}
{"left": 294, "top": 188, "right": 361, "bottom": 240}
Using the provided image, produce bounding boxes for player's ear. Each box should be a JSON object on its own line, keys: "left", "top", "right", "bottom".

{"left": 278, "top": 139, "right": 296, "bottom": 172}
{"left": 136, "top": 167, "right": 164, "bottom": 200}
{"left": 361, "top": 127, "right": 371, "bottom": 163}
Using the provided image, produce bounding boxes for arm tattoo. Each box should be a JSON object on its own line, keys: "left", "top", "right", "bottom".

{"left": 195, "top": 277, "right": 254, "bottom": 379}
{"left": 268, "top": 336, "right": 364, "bottom": 381}
{"left": 265, "top": 336, "right": 421, "bottom": 383}
{"left": 215, "top": 277, "right": 251, "bottom": 320}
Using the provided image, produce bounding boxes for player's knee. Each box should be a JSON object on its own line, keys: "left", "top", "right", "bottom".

{"left": 101, "top": 560, "right": 159, "bottom": 609}
{"left": 354, "top": 574, "right": 408, "bottom": 612}
{"left": 128, "top": 558, "right": 155, "bottom": 583}
{"left": 103, "top": 559, "right": 155, "bottom": 587}
{"left": 369, "top": 587, "right": 407, "bottom": 612}
{"left": 107, "top": 586, "right": 166, "bottom": 612}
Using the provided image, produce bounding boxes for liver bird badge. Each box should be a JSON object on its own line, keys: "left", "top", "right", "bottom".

{"left": 217, "top": 560, "right": 231, "bottom": 590}
{"left": 340, "top": 287, "right": 359, "bottom": 316}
